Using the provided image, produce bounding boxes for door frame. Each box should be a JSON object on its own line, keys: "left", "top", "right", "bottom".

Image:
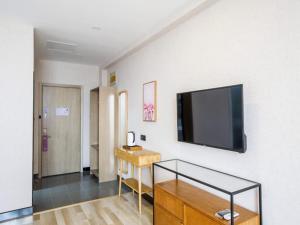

{"left": 38, "top": 83, "right": 83, "bottom": 178}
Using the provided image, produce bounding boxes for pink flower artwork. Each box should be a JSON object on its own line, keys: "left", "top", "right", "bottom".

{"left": 143, "top": 81, "right": 157, "bottom": 121}
{"left": 144, "top": 103, "right": 154, "bottom": 121}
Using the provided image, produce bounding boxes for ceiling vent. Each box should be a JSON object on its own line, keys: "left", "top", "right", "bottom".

{"left": 46, "top": 40, "right": 78, "bottom": 54}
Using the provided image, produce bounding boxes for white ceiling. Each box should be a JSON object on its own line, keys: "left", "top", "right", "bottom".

{"left": 1, "top": 0, "right": 201, "bottom": 66}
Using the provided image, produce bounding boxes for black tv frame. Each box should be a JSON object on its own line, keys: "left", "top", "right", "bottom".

{"left": 176, "top": 84, "right": 247, "bottom": 153}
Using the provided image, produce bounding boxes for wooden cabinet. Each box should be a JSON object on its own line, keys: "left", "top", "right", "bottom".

{"left": 155, "top": 205, "right": 182, "bottom": 225}
{"left": 90, "top": 87, "right": 117, "bottom": 183}
{"left": 90, "top": 88, "right": 99, "bottom": 178}
{"left": 155, "top": 186, "right": 183, "bottom": 220}
{"left": 185, "top": 205, "right": 218, "bottom": 225}
{"left": 154, "top": 180, "right": 259, "bottom": 225}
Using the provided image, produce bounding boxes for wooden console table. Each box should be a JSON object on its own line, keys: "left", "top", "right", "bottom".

{"left": 153, "top": 160, "right": 262, "bottom": 225}
{"left": 115, "top": 148, "right": 161, "bottom": 214}
{"left": 155, "top": 180, "right": 259, "bottom": 225}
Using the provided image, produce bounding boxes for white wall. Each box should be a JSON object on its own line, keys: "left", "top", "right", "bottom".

{"left": 107, "top": 0, "right": 300, "bottom": 224}
{"left": 0, "top": 18, "right": 33, "bottom": 213}
{"left": 35, "top": 60, "right": 99, "bottom": 171}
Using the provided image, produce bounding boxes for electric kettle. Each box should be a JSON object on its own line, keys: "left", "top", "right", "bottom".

{"left": 127, "top": 131, "right": 135, "bottom": 147}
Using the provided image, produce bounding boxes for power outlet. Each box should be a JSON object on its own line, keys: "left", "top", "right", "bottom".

{"left": 140, "top": 135, "right": 146, "bottom": 141}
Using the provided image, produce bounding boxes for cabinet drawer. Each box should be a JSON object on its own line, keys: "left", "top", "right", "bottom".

{"left": 155, "top": 187, "right": 183, "bottom": 220}
{"left": 185, "top": 205, "right": 219, "bottom": 225}
{"left": 155, "top": 204, "right": 182, "bottom": 225}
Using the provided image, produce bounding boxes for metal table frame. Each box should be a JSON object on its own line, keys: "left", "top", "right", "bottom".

{"left": 153, "top": 159, "right": 262, "bottom": 225}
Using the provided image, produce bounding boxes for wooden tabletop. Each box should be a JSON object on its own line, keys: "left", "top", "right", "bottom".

{"left": 115, "top": 148, "right": 161, "bottom": 167}
{"left": 156, "top": 180, "right": 259, "bottom": 225}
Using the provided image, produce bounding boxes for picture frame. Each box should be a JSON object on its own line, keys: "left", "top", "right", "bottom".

{"left": 143, "top": 81, "right": 157, "bottom": 122}
{"left": 109, "top": 72, "right": 117, "bottom": 86}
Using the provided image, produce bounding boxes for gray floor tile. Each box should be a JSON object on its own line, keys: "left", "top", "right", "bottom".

{"left": 33, "top": 172, "right": 129, "bottom": 212}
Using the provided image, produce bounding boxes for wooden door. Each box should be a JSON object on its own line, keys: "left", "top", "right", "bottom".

{"left": 42, "top": 86, "right": 81, "bottom": 176}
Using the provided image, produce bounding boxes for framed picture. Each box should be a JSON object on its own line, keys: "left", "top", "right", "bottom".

{"left": 110, "top": 72, "right": 117, "bottom": 86}
{"left": 143, "top": 81, "right": 157, "bottom": 122}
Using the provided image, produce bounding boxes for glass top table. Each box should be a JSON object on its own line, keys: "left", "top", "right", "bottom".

{"left": 153, "top": 159, "right": 260, "bottom": 195}
{"left": 153, "top": 159, "right": 262, "bottom": 225}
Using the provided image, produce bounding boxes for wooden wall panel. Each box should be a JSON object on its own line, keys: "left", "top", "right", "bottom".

{"left": 98, "top": 87, "right": 117, "bottom": 182}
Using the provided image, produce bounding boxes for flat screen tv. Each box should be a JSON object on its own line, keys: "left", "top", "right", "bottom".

{"left": 177, "top": 84, "right": 246, "bottom": 153}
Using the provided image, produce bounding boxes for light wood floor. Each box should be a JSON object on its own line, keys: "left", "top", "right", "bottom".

{"left": 2, "top": 193, "right": 153, "bottom": 225}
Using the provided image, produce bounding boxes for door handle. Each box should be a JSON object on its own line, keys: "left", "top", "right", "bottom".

{"left": 42, "top": 128, "right": 51, "bottom": 138}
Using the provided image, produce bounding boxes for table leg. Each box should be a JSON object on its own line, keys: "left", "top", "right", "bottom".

{"left": 149, "top": 165, "right": 153, "bottom": 193}
{"left": 149, "top": 165, "right": 152, "bottom": 177}
{"left": 138, "top": 167, "right": 142, "bottom": 214}
{"left": 131, "top": 163, "right": 134, "bottom": 177}
{"left": 132, "top": 164, "right": 135, "bottom": 196}
{"left": 118, "top": 159, "right": 123, "bottom": 197}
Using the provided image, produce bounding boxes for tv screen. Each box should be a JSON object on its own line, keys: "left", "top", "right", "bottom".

{"left": 177, "top": 84, "right": 246, "bottom": 153}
